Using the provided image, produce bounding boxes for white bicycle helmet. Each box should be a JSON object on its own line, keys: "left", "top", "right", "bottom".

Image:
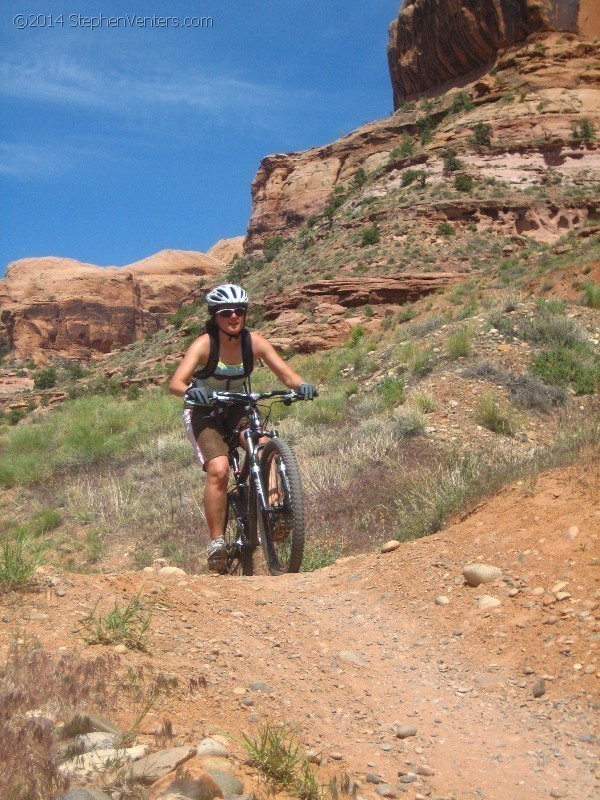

{"left": 206, "top": 283, "right": 249, "bottom": 312}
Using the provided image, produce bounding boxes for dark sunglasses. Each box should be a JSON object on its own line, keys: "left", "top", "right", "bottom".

{"left": 216, "top": 307, "right": 246, "bottom": 319}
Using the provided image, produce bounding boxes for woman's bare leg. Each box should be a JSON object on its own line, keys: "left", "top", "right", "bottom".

{"left": 204, "top": 455, "right": 230, "bottom": 540}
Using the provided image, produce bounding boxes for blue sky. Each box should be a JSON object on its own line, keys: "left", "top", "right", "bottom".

{"left": 0, "top": 1, "right": 398, "bottom": 275}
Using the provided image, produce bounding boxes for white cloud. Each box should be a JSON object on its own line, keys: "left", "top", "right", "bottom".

{"left": 0, "top": 54, "right": 282, "bottom": 118}
{"left": 0, "top": 142, "right": 71, "bottom": 177}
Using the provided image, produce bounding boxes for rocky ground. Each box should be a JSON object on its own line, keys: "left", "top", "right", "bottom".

{"left": 1, "top": 462, "right": 598, "bottom": 800}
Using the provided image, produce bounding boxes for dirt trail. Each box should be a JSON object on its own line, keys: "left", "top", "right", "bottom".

{"left": 1, "top": 463, "right": 598, "bottom": 800}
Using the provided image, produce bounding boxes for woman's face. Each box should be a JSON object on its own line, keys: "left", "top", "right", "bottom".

{"left": 215, "top": 307, "right": 246, "bottom": 337}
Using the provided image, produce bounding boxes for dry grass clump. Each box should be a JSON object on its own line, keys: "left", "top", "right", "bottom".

{"left": 475, "top": 392, "right": 518, "bottom": 436}
{"left": 0, "top": 639, "right": 119, "bottom": 800}
{"left": 446, "top": 324, "right": 475, "bottom": 359}
{"left": 463, "top": 361, "right": 566, "bottom": 412}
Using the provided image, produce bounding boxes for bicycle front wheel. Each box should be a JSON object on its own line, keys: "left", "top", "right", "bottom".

{"left": 258, "top": 437, "right": 305, "bottom": 575}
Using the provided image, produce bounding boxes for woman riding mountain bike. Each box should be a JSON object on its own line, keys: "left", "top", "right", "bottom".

{"left": 169, "top": 283, "right": 317, "bottom": 572}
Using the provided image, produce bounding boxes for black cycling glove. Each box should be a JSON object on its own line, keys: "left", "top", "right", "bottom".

{"left": 185, "top": 387, "right": 214, "bottom": 406}
{"left": 298, "top": 382, "right": 318, "bottom": 401}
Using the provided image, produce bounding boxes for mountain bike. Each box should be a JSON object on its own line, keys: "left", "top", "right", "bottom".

{"left": 194, "top": 390, "right": 309, "bottom": 576}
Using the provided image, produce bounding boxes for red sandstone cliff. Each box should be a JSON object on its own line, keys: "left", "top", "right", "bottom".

{"left": 387, "top": 0, "right": 600, "bottom": 106}
{"left": 0, "top": 249, "right": 223, "bottom": 361}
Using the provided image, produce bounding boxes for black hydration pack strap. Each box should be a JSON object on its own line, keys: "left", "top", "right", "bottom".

{"left": 193, "top": 328, "right": 254, "bottom": 384}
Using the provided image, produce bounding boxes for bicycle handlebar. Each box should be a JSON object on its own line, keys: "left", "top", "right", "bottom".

{"left": 185, "top": 389, "right": 308, "bottom": 408}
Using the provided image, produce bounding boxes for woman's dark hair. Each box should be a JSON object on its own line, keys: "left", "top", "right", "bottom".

{"left": 205, "top": 315, "right": 219, "bottom": 336}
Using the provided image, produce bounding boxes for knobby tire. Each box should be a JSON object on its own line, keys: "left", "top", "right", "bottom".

{"left": 258, "top": 437, "right": 305, "bottom": 575}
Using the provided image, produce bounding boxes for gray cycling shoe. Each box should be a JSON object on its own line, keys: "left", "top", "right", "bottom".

{"left": 207, "top": 536, "right": 227, "bottom": 571}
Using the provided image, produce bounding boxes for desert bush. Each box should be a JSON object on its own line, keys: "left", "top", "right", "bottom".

{"left": 401, "top": 315, "right": 445, "bottom": 339}
{"left": 402, "top": 168, "right": 427, "bottom": 187}
{"left": 463, "top": 362, "right": 565, "bottom": 411}
{"left": 416, "top": 114, "right": 437, "bottom": 144}
{"left": 476, "top": 392, "right": 518, "bottom": 436}
{"left": 301, "top": 535, "right": 343, "bottom": 572}
{"left": 437, "top": 222, "right": 455, "bottom": 236}
{"left": 353, "top": 167, "right": 368, "bottom": 189}
{"left": 412, "top": 391, "right": 435, "bottom": 413}
{"left": 360, "top": 226, "right": 380, "bottom": 246}
{"left": 443, "top": 152, "right": 463, "bottom": 173}
{"left": 469, "top": 122, "right": 492, "bottom": 147}
{"left": 167, "top": 303, "right": 198, "bottom": 329}
{"left": 495, "top": 288, "right": 523, "bottom": 312}
{"left": 454, "top": 174, "right": 474, "bottom": 192}
{"left": 521, "top": 312, "right": 587, "bottom": 349}
{"left": 389, "top": 135, "right": 414, "bottom": 160}
{"left": 571, "top": 118, "right": 596, "bottom": 143}
{"left": 377, "top": 376, "right": 406, "bottom": 409}
{"left": 451, "top": 92, "right": 474, "bottom": 115}
{"left": 263, "top": 235, "right": 286, "bottom": 261}
{"left": 581, "top": 281, "right": 600, "bottom": 309}
{"left": 34, "top": 366, "right": 57, "bottom": 390}
{"left": 531, "top": 348, "right": 599, "bottom": 394}
{"left": 446, "top": 325, "right": 474, "bottom": 359}
{"left": 391, "top": 408, "right": 426, "bottom": 437}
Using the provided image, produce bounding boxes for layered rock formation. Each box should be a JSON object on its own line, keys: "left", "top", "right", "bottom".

{"left": 261, "top": 273, "right": 462, "bottom": 353}
{"left": 0, "top": 250, "right": 223, "bottom": 361}
{"left": 245, "top": 33, "right": 599, "bottom": 253}
{"left": 387, "top": 0, "right": 600, "bottom": 105}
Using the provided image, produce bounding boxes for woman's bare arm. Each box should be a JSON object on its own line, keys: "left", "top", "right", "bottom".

{"left": 169, "top": 335, "right": 211, "bottom": 397}
{"left": 251, "top": 332, "right": 305, "bottom": 389}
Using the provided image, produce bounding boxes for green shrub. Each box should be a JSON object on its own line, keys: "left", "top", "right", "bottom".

{"left": 443, "top": 153, "right": 463, "bottom": 173}
{"left": 531, "top": 348, "right": 599, "bottom": 394}
{"left": 301, "top": 536, "right": 342, "bottom": 571}
{"left": 535, "top": 297, "right": 566, "bottom": 314}
{"left": 353, "top": 167, "right": 368, "bottom": 189}
{"left": 416, "top": 115, "right": 436, "bottom": 144}
{"left": 476, "top": 392, "right": 517, "bottom": 436}
{"left": 377, "top": 376, "right": 406, "bottom": 409}
{"left": 360, "top": 226, "right": 380, "bottom": 246}
{"left": 81, "top": 592, "right": 152, "bottom": 651}
{"left": 167, "top": 303, "right": 198, "bottom": 329}
{"left": 436, "top": 222, "right": 455, "bottom": 236}
{"left": 31, "top": 510, "right": 62, "bottom": 536}
{"left": 392, "top": 409, "right": 426, "bottom": 437}
{"left": 85, "top": 530, "right": 105, "bottom": 564}
{"left": 451, "top": 92, "right": 474, "bottom": 115}
{"left": 126, "top": 385, "right": 141, "bottom": 401}
{"left": 227, "top": 254, "right": 254, "bottom": 284}
{"left": 8, "top": 408, "right": 28, "bottom": 426}
{"left": 402, "top": 168, "right": 427, "bottom": 187}
{"left": 581, "top": 282, "right": 600, "bottom": 309}
{"left": 349, "top": 326, "right": 365, "bottom": 347}
{"left": 263, "top": 235, "right": 286, "bottom": 261}
{"left": 412, "top": 392, "right": 435, "bottom": 413}
{"left": 447, "top": 325, "right": 474, "bottom": 359}
{"left": 454, "top": 174, "right": 474, "bottom": 193}
{"left": 389, "top": 135, "right": 414, "bottom": 160}
{"left": 0, "top": 528, "right": 45, "bottom": 588}
{"left": 571, "top": 118, "right": 596, "bottom": 143}
{"left": 469, "top": 122, "right": 492, "bottom": 147}
{"left": 34, "top": 367, "right": 57, "bottom": 391}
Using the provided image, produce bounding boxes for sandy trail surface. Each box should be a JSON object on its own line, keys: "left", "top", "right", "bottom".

{"left": 1, "top": 464, "right": 598, "bottom": 800}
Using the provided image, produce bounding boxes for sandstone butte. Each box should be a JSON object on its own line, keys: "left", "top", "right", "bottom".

{"left": 0, "top": 248, "right": 231, "bottom": 361}
{"left": 244, "top": 0, "right": 599, "bottom": 253}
